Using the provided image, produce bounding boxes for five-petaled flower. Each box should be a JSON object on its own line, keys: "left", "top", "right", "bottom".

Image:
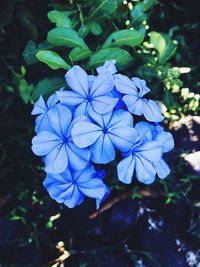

{"left": 43, "top": 164, "right": 109, "bottom": 208}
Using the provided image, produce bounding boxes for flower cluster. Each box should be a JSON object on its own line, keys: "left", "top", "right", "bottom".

{"left": 31, "top": 60, "right": 174, "bottom": 208}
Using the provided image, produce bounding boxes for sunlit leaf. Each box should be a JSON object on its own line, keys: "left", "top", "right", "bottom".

{"left": 69, "top": 47, "right": 93, "bottom": 62}
{"left": 47, "top": 10, "right": 72, "bottom": 28}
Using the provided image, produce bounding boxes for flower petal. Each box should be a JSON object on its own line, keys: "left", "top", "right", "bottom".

{"left": 47, "top": 92, "right": 59, "bottom": 109}
{"left": 117, "top": 154, "right": 135, "bottom": 184}
{"left": 56, "top": 90, "right": 85, "bottom": 106}
{"left": 35, "top": 114, "right": 51, "bottom": 134}
{"left": 131, "top": 77, "right": 150, "bottom": 97}
{"left": 90, "top": 134, "right": 115, "bottom": 164}
{"left": 31, "top": 96, "right": 47, "bottom": 115}
{"left": 63, "top": 186, "right": 84, "bottom": 208}
{"left": 135, "top": 155, "right": 156, "bottom": 184}
{"left": 48, "top": 104, "right": 72, "bottom": 137}
{"left": 44, "top": 143, "right": 68, "bottom": 174}
{"left": 96, "top": 60, "right": 117, "bottom": 75}
{"left": 153, "top": 159, "right": 170, "bottom": 179}
{"left": 71, "top": 121, "right": 102, "bottom": 148}
{"left": 91, "top": 95, "right": 118, "bottom": 114}
{"left": 78, "top": 178, "right": 108, "bottom": 200}
{"left": 115, "top": 74, "right": 137, "bottom": 95}
{"left": 65, "top": 65, "right": 89, "bottom": 96}
{"left": 90, "top": 71, "right": 114, "bottom": 97}
{"left": 108, "top": 110, "right": 133, "bottom": 129}
{"left": 142, "top": 99, "right": 164, "bottom": 122}
{"left": 155, "top": 131, "right": 174, "bottom": 153}
{"left": 88, "top": 108, "right": 113, "bottom": 128}
{"left": 74, "top": 101, "right": 90, "bottom": 117}
{"left": 32, "top": 131, "right": 61, "bottom": 156}
{"left": 134, "top": 141, "right": 163, "bottom": 162}
{"left": 135, "top": 121, "right": 155, "bottom": 142}
{"left": 108, "top": 127, "right": 138, "bottom": 152}
{"left": 66, "top": 142, "right": 90, "bottom": 170}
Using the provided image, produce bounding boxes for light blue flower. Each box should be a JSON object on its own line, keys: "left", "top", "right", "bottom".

{"left": 31, "top": 92, "right": 61, "bottom": 133}
{"left": 43, "top": 164, "right": 109, "bottom": 209}
{"left": 115, "top": 74, "right": 164, "bottom": 122}
{"left": 56, "top": 65, "right": 118, "bottom": 117}
{"left": 71, "top": 109, "right": 138, "bottom": 164}
{"left": 32, "top": 104, "right": 90, "bottom": 174}
{"left": 117, "top": 121, "right": 174, "bottom": 184}
{"left": 96, "top": 60, "right": 117, "bottom": 75}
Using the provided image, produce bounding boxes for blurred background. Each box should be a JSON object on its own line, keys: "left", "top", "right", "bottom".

{"left": 0, "top": 0, "right": 199, "bottom": 266}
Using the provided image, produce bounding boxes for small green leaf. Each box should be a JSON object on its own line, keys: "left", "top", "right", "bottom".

{"left": 88, "top": 0, "right": 117, "bottom": 20}
{"left": 69, "top": 47, "right": 93, "bottom": 62}
{"left": 87, "top": 47, "right": 132, "bottom": 68}
{"left": 19, "top": 79, "right": 33, "bottom": 103}
{"left": 102, "top": 29, "right": 144, "bottom": 48}
{"left": 163, "top": 89, "right": 174, "bottom": 108}
{"left": 89, "top": 21, "right": 102, "bottom": 35}
{"left": 36, "top": 50, "right": 71, "bottom": 70}
{"left": 47, "top": 27, "right": 88, "bottom": 48}
{"left": 47, "top": 10, "right": 72, "bottom": 28}
{"left": 23, "top": 40, "right": 54, "bottom": 65}
{"left": 32, "top": 77, "right": 65, "bottom": 102}
{"left": 131, "top": 3, "right": 147, "bottom": 26}
{"left": 78, "top": 25, "right": 90, "bottom": 38}
{"left": 150, "top": 31, "right": 177, "bottom": 64}
{"left": 136, "top": 65, "right": 157, "bottom": 80}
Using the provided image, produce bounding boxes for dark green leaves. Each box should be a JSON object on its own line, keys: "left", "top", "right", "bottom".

{"left": 102, "top": 29, "right": 144, "bottom": 48}
{"left": 69, "top": 47, "right": 93, "bottom": 63}
{"left": 47, "top": 10, "right": 72, "bottom": 28}
{"left": 36, "top": 50, "right": 71, "bottom": 70}
{"left": 88, "top": 0, "right": 117, "bottom": 20}
{"left": 87, "top": 47, "right": 132, "bottom": 68}
{"left": 150, "top": 31, "right": 177, "bottom": 64}
{"left": 32, "top": 77, "right": 65, "bottom": 102}
{"left": 47, "top": 27, "right": 88, "bottom": 48}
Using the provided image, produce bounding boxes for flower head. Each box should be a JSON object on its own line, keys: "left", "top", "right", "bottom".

{"left": 32, "top": 104, "right": 90, "bottom": 174}
{"left": 115, "top": 74, "right": 164, "bottom": 122}
{"left": 43, "top": 164, "right": 109, "bottom": 208}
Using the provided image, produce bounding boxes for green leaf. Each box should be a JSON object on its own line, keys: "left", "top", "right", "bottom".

{"left": 47, "top": 27, "right": 88, "bottom": 48}
{"left": 163, "top": 89, "right": 174, "bottom": 108}
{"left": 69, "top": 47, "right": 93, "bottom": 62}
{"left": 36, "top": 50, "right": 71, "bottom": 70}
{"left": 19, "top": 79, "right": 33, "bottom": 103}
{"left": 88, "top": 0, "right": 117, "bottom": 20}
{"left": 140, "top": 0, "right": 158, "bottom": 12}
{"left": 131, "top": 3, "right": 147, "bottom": 26}
{"left": 32, "top": 77, "right": 65, "bottom": 102}
{"left": 23, "top": 40, "right": 54, "bottom": 65}
{"left": 136, "top": 65, "right": 157, "bottom": 80}
{"left": 78, "top": 25, "right": 90, "bottom": 38}
{"left": 87, "top": 47, "right": 132, "bottom": 68}
{"left": 89, "top": 21, "right": 102, "bottom": 35}
{"left": 150, "top": 31, "right": 177, "bottom": 64}
{"left": 102, "top": 29, "right": 144, "bottom": 48}
{"left": 47, "top": 10, "right": 72, "bottom": 28}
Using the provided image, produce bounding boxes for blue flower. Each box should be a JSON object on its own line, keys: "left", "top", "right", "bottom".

{"left": 43, "top": 164, "right": 109, "bottom": 209}
{"left": 115, "top": 74, "right": 164, "bottom": 122}
{"left": 56, "top": 65, "right": 118, "bottom": 117}
{"left": 96, "top": 60, "right": 117, "bottom": 75}
{"left": 117, "top": 121, "right": 174, "bottom": 184}
{"left": 32, "top": 104, "right": 90, "bottom": 174}
{"left": 31, "top": 92, "right": 61, "bottom": 133}
{"left": 71, "top": 109, "right": 138, "bottom": 164}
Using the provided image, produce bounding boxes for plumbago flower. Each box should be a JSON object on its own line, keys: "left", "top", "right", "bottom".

{"left": 56, "top": 65, "right": 118, "bottom": 117}
{"left": 31, "top": 60, "right": 174, "bottom": 209}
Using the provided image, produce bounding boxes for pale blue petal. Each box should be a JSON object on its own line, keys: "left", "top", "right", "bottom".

{"left": 115, "top": 74, "right": 137, "bottom": 95}
{"left": 66, "top": 142, "right": 90, "bottom": 170}
{"left": 91, "top": 95, "right": 118, "bottom": 114}
{"left": 155, "top": 131, "right": 174, "bottom": 153}
{"left": 88, "top": 108, "right": 113, "bottom": 128}
{"left": 56, "top": 90, "right": 85, "bottom": 105}
{"left": 122, "top": 95, "right": 141, "bottom": 114}
{"left": 78, "top": 178, "right": 108, "bottom": 200}
{"left": 47, "top": 92, "right": 59, "bottom": 109}
{"left": 71, "top": 121, "right": 102, "bottom": 148}
{"left": 35, "top": 114, "right": 50, "bottom": 134}
{"left": 48, "top": 104, "right": 72, "bottom": 137}
{"left": 65, "top": 65, "right": 89, "bottom": 96}
{"left": 90, "top": 134, "right": 115, "bottom": 164}
{"left": 73, "top": 164, "right": 95, "bottom": 183}
{"left": 153, "top": 159, "right": 170, "bottom": 179}
{"left": 135, "top": 121, "right": 155, "bottom": 142}
{"left": 117, "top": 154, "right": 135, "bottom": 184}
{"left": 134, "top": 141, "right": 163, "bottom": 162}
{"left": 108, "top": 127, "right": 138, "bottom": 152}
{"left": 64, "top": 186, "right": 84, "bottom": 208}
{"left": 74, "top": 101, "right": 90, "bottom": 118}
{"left": 111, "top": 88, "right": 126, "bottom": 110}
{"left": 96, "top": 60, "right": 117, "bottom": 75}
{"left": 88, "top": 75, "right": 96, "bottom": 88}
{"left": 44, "top": 144, "right": 68, "bottom": 174}
{"left": 90, "top": 71, "right": 114, "bottom": 97}
{"left": 135, "top": 155, "right": 156, "bottom": 184}
{"left": 96, "top": 186, "right": 110, "bottom": 209}
{"left": 31, "top": 96, "right": 47, "bottom": 115}
{"left": 131, "top": 77, "right": 150, "bottom": 97}
{"left": 32, "top": 131, "right": 61, "bottom": 156}
{"left": 108, "top": 110, "right": 133, "bottom": 129}
{"left": 142, "top": 99, "right": 164, "bottom": 122}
